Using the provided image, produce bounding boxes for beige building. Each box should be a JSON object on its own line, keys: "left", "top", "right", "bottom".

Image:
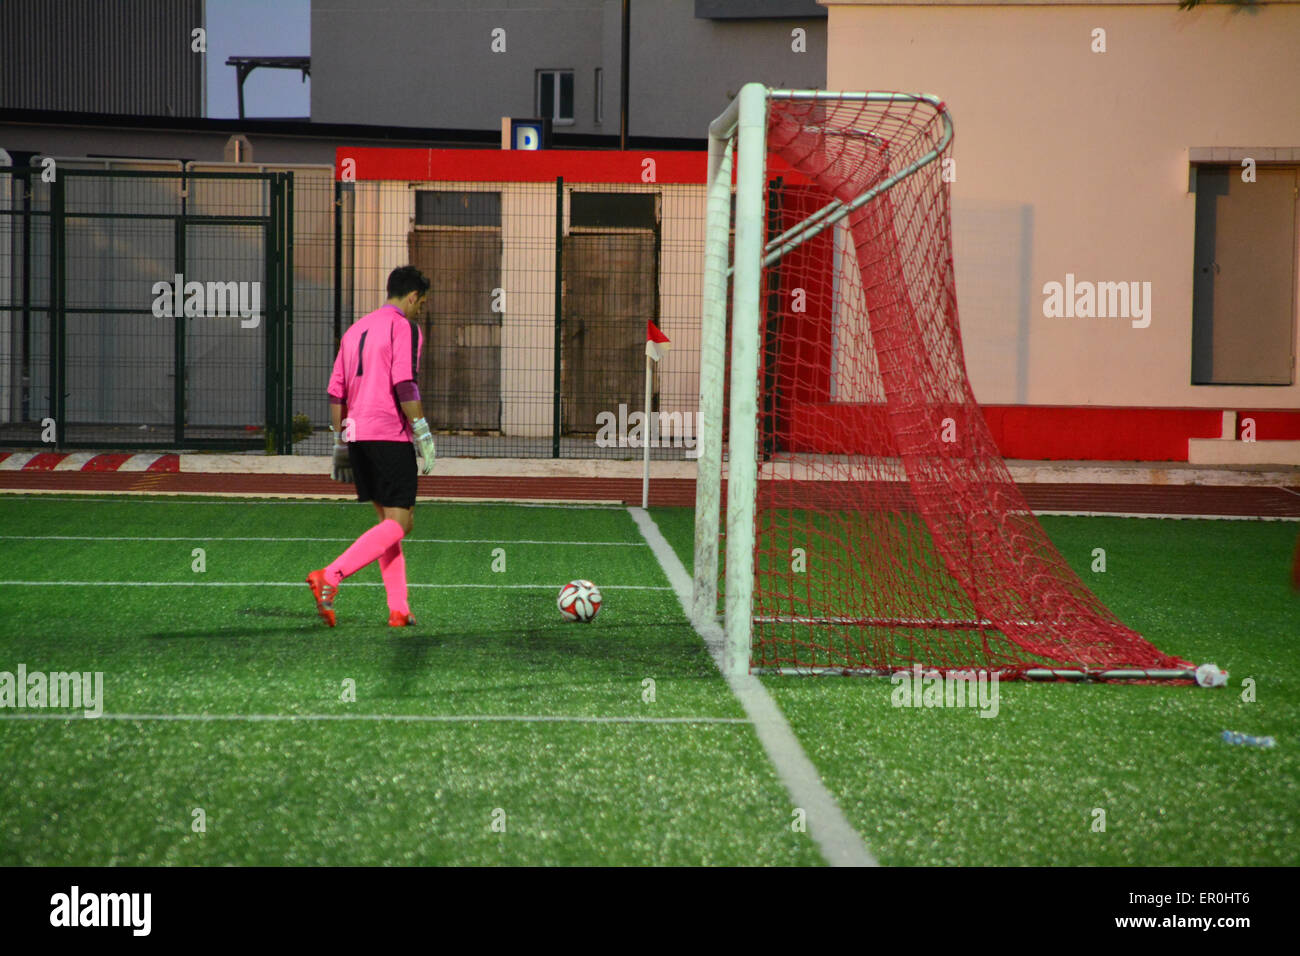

{"left": 823, "top": 0, "right": 1300, "bottom": 417}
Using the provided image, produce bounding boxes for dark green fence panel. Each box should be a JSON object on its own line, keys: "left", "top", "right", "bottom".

{"left": 0, "top": 166, "right": 291, "bottom": 451}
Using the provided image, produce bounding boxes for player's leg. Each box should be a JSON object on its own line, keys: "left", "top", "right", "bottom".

{"left": 378, "top": 504, "right": 413, "bottom": 625}
{"left": 324, "top": 511, "right": 406, "bottom": 588}
{"left": 378, "top": 443, "right": 418, "bottom": 627}
{"left": 307, "top": 442, "right": 404, "bottom": 626}
{"left": 305, "top": 443, "right": 378, "bottom": 626}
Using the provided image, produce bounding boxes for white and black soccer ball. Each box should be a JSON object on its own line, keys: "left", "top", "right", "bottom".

{"left": 557, "top": 579, "right": 602, "bottom": 623}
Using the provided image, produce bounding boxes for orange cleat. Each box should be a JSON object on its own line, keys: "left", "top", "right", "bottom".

{"left": 306, "top": 569, "right": 338, "bottom": 627}
{"left": 388, "top": 610, "right": 416, "bottom": 628}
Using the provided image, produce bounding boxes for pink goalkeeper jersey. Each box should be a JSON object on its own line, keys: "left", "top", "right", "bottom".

{"left": 327, "top": 304, "right": 423, "bottom": 442}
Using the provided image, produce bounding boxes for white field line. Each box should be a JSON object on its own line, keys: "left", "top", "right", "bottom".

{"left": 627, "top": 505, "right": 878, "bottom": 868}
{"left": 6, "top": 493, "right": 1296, "bottom": 520}
{"left": 0, "top": 535, "right": 645, "bottom": 546}
{"left": 0, "top": 712, "right": 747, "bottom": 725}
{"left": 0, "top": 492, "right": 624, "bottom": 508}
{"left": 1034, "top": 510, "right": 1300, "bottom": 522}
{"left": 0, "top": 581, "right": 672, "bottom": 590}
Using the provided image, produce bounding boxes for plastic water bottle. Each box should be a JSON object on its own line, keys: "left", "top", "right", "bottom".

{"left": 1220, "top": 730, "right": 1276, "bottom": 748}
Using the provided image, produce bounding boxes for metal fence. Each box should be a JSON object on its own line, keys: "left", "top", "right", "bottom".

{"left": 0, "top": 160, "right": 706, "bottom": 458}
{"left": 0, "top": 163, "right": 299, "bottom": 451}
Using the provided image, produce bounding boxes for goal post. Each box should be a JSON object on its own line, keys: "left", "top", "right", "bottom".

{"left": 694, "top": 84, "right": 1206, "bottom": 683}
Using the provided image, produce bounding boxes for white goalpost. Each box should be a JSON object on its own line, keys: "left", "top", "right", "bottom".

{"left": 692, "top": 84, "right": 953, "bottom": 677}
{"left": 691, "top": 84, "right": 1205, "bottom": 684}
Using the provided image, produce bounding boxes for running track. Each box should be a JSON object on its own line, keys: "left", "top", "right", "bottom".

{"left": 1, "top": 470, "right": 1298, "bottom": 517}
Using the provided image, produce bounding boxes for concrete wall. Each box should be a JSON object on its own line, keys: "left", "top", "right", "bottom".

{"left": 823, "top": 0, "right": 1300, "bottom": 409}
{"left": 626, "top": 0, "right": 826, "bottom": 138}
{"left": 311, "top": 0, "right": 825, "bottom": 138}
{"left": 312, "top": 0, "right": 608, "bottom": 133}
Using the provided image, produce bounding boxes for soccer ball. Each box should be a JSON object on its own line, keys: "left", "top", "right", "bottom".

{"left": 557, "top": 580, "right": 602, "bottom": 623}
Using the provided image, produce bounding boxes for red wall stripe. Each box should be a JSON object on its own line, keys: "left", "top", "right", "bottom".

{"left": 21, "top": 452, "right": 67, "bottom": 471}
{"left": 1237, "top": 411, "right": 1300, "bottom": 441}
{"left": 783, "top": 405, "right": 1298, "bottom": 461}
{"left": 334, "top": 146, "right": 811, "bottom": 185}
{"left": 336, "top": 147, "right": 708, "bottom": 184}
{"left": 84, "top": 453, "right": 135, "bottom": 472}
{"left": 982, "top": 407, "right": 1225, "bottom": 461}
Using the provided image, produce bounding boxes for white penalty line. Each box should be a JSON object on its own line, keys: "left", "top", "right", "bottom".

{"left": 0, "top": 492, "right": 624, "bottom": 508}
{"left": 0, "top": 535, "right": 645, "bottom": 546}
{"left": 0, "top": 712, "right": 748, "bottom": 725}
{"left": 0, "top": 581, "right": 672, "bottom": 590}
{"left": 627, "top": 505, "right": 878, "bottom": 868}
{"left": 1034, "top": 509, "right": 1300, "bottom": 522}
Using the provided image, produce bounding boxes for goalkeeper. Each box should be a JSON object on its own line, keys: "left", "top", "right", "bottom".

{"left": 307, "top": 265, "right": 437, "bottom": 628}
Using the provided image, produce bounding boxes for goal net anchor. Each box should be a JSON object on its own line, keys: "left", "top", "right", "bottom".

{"left": 693, "top": 83, "right": 1211, "bottom": 685}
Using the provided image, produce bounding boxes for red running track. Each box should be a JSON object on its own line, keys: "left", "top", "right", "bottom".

{"left": 0, "top": 470, "right": 1297, "bottom": 517}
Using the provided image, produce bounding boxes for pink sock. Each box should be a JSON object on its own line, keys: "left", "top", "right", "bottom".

{"left": 378, "top": 542, "right": 409, "bottom": 615}
{"left": 326, "top": 519, "right": 405, "bottom": 585}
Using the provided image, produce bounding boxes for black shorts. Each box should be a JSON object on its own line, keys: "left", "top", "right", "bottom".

{"left": 348, "top": 441, "right": 417, "bottom": 509}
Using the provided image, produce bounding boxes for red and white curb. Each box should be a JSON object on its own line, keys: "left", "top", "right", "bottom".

{"left": 0, "top": 452, "right": 179, "bottom": 473}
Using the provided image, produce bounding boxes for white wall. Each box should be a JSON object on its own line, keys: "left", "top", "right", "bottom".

{"left": 824, "top": 0, "right": 1300, "bottom": 408}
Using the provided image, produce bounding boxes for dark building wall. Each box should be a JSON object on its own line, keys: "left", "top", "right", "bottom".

{"left": 0, "top": 0, "right": 203, "bottom": 116}
{"left": 310, "top": 0, "right": 825, "bottom": 139}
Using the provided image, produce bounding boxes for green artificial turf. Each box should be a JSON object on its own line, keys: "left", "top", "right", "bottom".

{"left": 746, "top": 516, "right": 1300, "bottom": 866}
{"left": 1, "top": 495, "right": 1297, "bottom": 866}
{"left": 0, "top": 496, "right": 818, "bottom": 866}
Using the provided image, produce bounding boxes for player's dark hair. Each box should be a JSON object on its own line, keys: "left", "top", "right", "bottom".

{"left": 387, "top": 265, "right": 430, "bottom": 299}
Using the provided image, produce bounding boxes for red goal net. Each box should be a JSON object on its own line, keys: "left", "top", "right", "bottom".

{"left": 744, "top": 93, "right": 1191, "bottom": 678}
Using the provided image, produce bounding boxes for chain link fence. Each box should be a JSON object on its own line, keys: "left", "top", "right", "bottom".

{"left": 1, "top": 157, "right": 706, "bottom": 459}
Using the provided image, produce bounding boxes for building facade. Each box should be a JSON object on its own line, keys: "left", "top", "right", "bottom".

{"left": 310, "top": 0, "right": 827, "bottom": 139}
{"left": 0, "top": 0, "right": 204, "bottom": 117}
{"left": 823, "top": 0, "right": 1300, "bottom": 429}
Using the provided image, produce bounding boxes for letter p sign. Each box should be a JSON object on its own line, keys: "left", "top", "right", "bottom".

{"left": 508, "top": 118, "right": 547, "bottom": 151}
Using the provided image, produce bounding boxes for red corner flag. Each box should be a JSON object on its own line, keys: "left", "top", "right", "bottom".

{"left": 646, "top": 321, "right": 671, "bottom": 362}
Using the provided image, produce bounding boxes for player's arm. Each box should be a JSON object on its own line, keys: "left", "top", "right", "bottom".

{"left": 328, "top": 396, "right": 352, "bottom": 482}
{"left": 396, "top": 388, "right": 435, "bottom": 475}
{"left": 327, "top": 344, "right": 351, "bottom": 482}
{"left": 392, "top": 318, "right": 434, "bottom": 474}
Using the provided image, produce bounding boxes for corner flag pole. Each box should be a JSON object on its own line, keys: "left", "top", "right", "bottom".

{"left": 642, "top": 352, "right": 653, "bottom": 508}
{"left": 643, "top": 321, "right": 671, "bottom": 508}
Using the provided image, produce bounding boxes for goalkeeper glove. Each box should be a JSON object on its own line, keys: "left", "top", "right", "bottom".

{"left": 330, "top": 428, "right": 352, "bottom": 483}
{"left": 413, "top": 417, "right": 436, "bottom": 476}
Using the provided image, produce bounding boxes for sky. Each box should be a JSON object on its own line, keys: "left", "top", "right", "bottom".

{"left": 205, "top": 0, "right": 312, "bottom": 119}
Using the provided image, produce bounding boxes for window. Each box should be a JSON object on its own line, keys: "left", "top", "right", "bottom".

{"left": 594, "top": 68, "right": 603, "bottom": 125}
{"left": 537, "top": 70, "right": 575, "bottom": 125}
{"left": 1190, "top": 163, "right": 1298, "bottom": 385}
{"left": 570, "top": 192, "right": 658, "bottom": 230}
{"left": 415, "top": 191, "right": 501, "bottom": 228}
